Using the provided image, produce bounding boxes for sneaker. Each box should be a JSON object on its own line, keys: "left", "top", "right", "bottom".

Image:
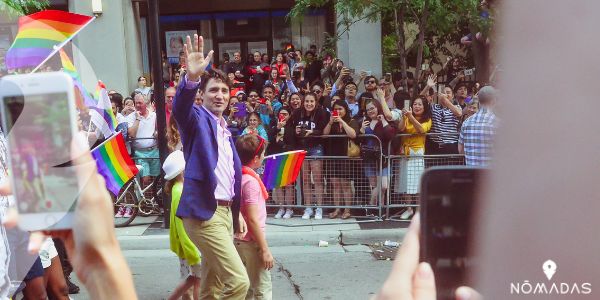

{"left": 274, "top": 208, "right": 285, "bottom": 219}
{"left": 123, "top": 207, "right": 133, "bottom": 218}
{"left": 400, "top": 207, "right": 414, "bottom": 220}
{"left": 283, "top": 208, "right": 294, "bottom": 219}
{"left": 314, "top": 208, "right": 323, "bottom": 220}
{"left": 302, "top": 208, "right": 314, "bottom": 220}
{"left": 114, "top": 207, "right": 124, "bottom": 218}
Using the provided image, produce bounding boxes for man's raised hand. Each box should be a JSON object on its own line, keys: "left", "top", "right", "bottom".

{"left": 184, "top": 34, "right": 214, "bottom": 82}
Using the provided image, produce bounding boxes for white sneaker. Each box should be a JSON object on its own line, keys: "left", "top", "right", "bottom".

{"left": 302, "top": 208, "right": 314, "bottom": 220}
{"left": 123, "top": 207, "right": 133, "bottom": 218}
{"left": 283, "top": 208, "right": 294, "bottom": 219}
{"left": 400, "top": 207, "right": 414, "bottom": 220}
{"left": 274, "top": 208, "right": 285, "bottom": 219}
{"left": 114, "top": 207, "right": 124, "bottom": 218}
{"left": 314, "top": 208, "right": 323, "bottom": 220}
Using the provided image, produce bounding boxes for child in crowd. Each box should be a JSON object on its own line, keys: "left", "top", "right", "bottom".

{"left": 234, "top": 135, "right": 274, "bottom": 300}
{"left": 163, "top": 150, "right": 201, "bottom": 300}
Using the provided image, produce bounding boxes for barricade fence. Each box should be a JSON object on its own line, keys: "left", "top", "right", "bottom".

{"left": 121, "top": 133, "right": 465, "bottom": 223}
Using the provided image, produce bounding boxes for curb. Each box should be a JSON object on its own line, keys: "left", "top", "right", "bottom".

{"left": 340, "top": 228, "right": 407, "bottom": 245}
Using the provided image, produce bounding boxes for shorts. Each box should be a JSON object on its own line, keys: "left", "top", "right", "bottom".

{"left": 6, "top": 228, "right": 44, "bottom": 282}
{"left": 179, "top": 258, "right": 202, "bottom": 279}
{"left": 134, "top": 148, "right": 160, "bottom": 177}
{"left": 306, "top": 144, "right": 324, "bottom": 157}
{"left": 39, "top": 238, "right": 58, "bottom": 269}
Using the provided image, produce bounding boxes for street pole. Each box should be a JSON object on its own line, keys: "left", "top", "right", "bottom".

{"left": 147, "top": 0, "right": 170, "bottom": 229}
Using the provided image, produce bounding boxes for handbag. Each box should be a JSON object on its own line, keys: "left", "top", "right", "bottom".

{"left": 347, "top": 140, "right": 360, "bottom": 157}
{"left": 360, "top": 142, "right": 381, "bottom": 161}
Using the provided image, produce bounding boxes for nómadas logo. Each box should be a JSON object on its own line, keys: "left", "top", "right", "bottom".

{"left": 510, "top": 259, "right": 592, "bottom": 295}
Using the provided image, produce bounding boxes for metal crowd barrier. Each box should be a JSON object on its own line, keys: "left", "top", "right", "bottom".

{"left": 265, "top": 134, "right": 384, "bottom": 225}
{"left": 386, "top": 133, "right": 465, "bottom": 221}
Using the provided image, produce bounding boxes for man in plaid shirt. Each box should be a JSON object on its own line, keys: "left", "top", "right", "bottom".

{"left": 459, "top": 86, "right": 498, "bottom": 166}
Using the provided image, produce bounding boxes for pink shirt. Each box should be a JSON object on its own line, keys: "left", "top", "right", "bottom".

{"left": 201, "top": 105, "right": 235, "bottom": 201}
{"left": 239, "top": 174, "right": 267, "bottom": 242}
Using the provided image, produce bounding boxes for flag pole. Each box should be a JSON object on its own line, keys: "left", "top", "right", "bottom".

{"left": 30, "top": 16, "right": 96, "bottom": 74}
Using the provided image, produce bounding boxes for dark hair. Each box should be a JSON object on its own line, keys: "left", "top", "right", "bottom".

{"left": 454, "top": 82, "right": 469, "bottom": 94}
{"left": 137, "top": 76, "right": 146, "bottom": 82}
{"left": 393, "top": 91, "right": 412, "bottom": 109}
{"left": 411, "top": 96, "right": 432, "bottom": 123}
{"left": 363, "top": 76, "right": 378, "bottom": 84}
{"left": 199, "top": 71, "right": 229, "bottom": 92}
{"left": 262, "top": 84, "right": 275, "bottom": 93}
{"left": 331, "top": 100, "right": 352, "bottom": 123}
{"left": 345, "top": 81, "right": 357, "bottom": 89}
{"left": 305, "top": 50, "right": 315, "bottom": 57}
{"left": 246, "top": 112, "right": 262, "bottom": 125}
{"left": 110, "top": 93, "right": 124, "bottom": 111}
{"left": 235, "top": 134, "right": 266, "bottom": 166}
{"left": 365, "top": 99, "right": 383, "bottom": 119}
{"left": 248, "top": 89, "right": 260, "bottom": 96}
{"left": 311, "top": 81, "right": 324, "bottom": 90}
{"left": 359, "top": 92, "right": 374, "bottom": 101}
{"left": 278, "top": 106, "right": 291, "bottom": 115}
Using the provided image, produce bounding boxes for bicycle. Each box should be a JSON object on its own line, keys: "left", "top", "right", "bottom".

{"left": 113, "top": 165, "right": 164, "bottom": 227}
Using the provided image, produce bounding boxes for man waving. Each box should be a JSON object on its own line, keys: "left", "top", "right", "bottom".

{"left": 173, "top": 34, "right": 250, "bottom": 299}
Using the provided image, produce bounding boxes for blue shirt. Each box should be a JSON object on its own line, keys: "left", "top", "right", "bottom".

{"left": 458, "top": 108, "right": 498, "bottom": 166}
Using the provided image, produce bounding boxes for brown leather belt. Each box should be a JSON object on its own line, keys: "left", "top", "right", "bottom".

{"left": 217, "top": 200, "right": 233, "bottom": 207}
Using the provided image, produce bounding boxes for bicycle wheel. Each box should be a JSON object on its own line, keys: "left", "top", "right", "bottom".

{"left": 137, "top": 198, "right": 154, "bottom": 217}
{"left": 114, "top": 186, "right": 138, "bottom": 227}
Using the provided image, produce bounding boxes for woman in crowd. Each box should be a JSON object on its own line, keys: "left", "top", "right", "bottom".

{"left": 265, "top": 68, "right": 284, "bottom": 95}
{"left": 134, "top": 75, "right": 152, "bottom": 98}
{"left": 261, "top": 53, "right": 271, "bottom": 65}
{"left": 323, "top": 100, "right": 359, "bottom": 219}
{"left": 121, "top": 97, "right": 136, "bottom": 118}
{"left": 226, "top": 95, "right": 247, "bottom": 138}
{"left": 247, "top": 51, "right": 270, "bottom": 91}
{"left": 269, "top": 107, "right": 296, "bottom": 219}
{"left": 167, "top": 114, "right": 182, "bottom": 152}
{"left": 360, "top": 99, "right": 396, "bottom": 206}
{"left": 285, "top": 93, "right": 329, "bottom": 220}
{"left": 272, "top": 52, "right": 289, "bottom": 80}
{"left": 395, "top": 96, "right": 432, "bottom": 219}
{"left": 242, "top": 112, "right": 269, "bottom": 142}
{"left": 288, "top": 92, "right": 302, "bottom": 111}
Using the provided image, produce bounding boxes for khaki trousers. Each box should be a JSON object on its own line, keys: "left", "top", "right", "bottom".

{"left": 234, "top": 240, "right": 273, "bottom": 300}
{"left": 183, "top": 206, "right": 250, "bottom": 300}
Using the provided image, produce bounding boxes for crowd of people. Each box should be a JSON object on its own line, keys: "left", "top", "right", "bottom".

{"left": 104, "top": 40, "right": 496, "bottom": 223}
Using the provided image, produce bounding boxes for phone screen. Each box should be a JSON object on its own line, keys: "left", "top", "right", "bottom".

{"left": 233, "top": 102, "right": 247, "bottom": 119}
{"left": 420, "top": 167, "right": 484, "bottom": 300}
{"left": 2, "top": 93, "right": 78, "bottom": 216}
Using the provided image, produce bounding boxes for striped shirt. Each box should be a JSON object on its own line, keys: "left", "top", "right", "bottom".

{"left": 458, "top": 108, "right": 498, "bottom": 166}
{"left": 430, "top": 103, "right": 461, "bottom": 144}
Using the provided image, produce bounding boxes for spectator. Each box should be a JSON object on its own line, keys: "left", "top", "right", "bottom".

{"left": 344, "top": 82, "right": 361, "bottom": 119}
{"left": 264, "top": 85, "right": 281, "bottom": 115}
{"left": 269, "top": 107, "right": 295, "bottom": 219}
{"left": 459, "top": 86, "right": 498, "bottom": 166}
{"left": 246, "top": 90, "right": 260, "bottom": 113}
{"left": 134, "top": 75, "right": 153, "bottom": 98}
{"left": 311, "top": 82, "right": 326, "bottom": 107}
{"left": 247, "top": 51, "right": 270, "bottom": 91}
{"left": 167, "top": 114, "right": 182, "bottom": 152}
{"left": 111, "top": 96, "right": 126, "bottom": 125}
{"left": 242, "top": 112, "right": 269, "bottom": 142}
{"left": 395, "top": 96, "right": 432, "bottom": 219}
{"left": 323, "top": 100, "right": 359, "bottom": 219}
{"left": 426, "top": 92, "right": 462, "bottom": 155}
{"left": 162, "top": 52, "right": 173, "bottom": 89}
{"left": 272, "top": 52, "right": 289, "bottom": 80}
{"left": 265, "top": 68, "right": 284, "bottom": 95}
{"left": 288, "top": 92, "right": 302, "bottom": 111}
{"left": 360, "top": 99, "right": 395, "bottom": 206}
{"left": 127, "top": 93, "right": 159, "bottom": 188}
{"left": 454, "top": 82, "right": 469, "bottom": 108}
{"left": 225, "top": 51, "right": 247, "bottom": 83}
{"left": 226, "top": 96, "right": 247, "bottom": 138}
{"left": 220, "top": 52, "right": 230, "bottom": 70}
{"left": 458, "top": 97, "right": 479, "bottom": 131}
{"left": 172, "top": 72, "right": 181, "bottom": 88}
{"left": 304, "top": 51, "right": 323, "bottom": 84}
{"left": 285, "top": 93, "right": 328, "bottom": 220}
{"left": 165, "top": 87, "right": 176, "bottom": 126}
{"left": 261, "top": 53, "right": 271, "bottom": 65}
{"left": 320, "top": 54, "right": 336, "bottom": 85}
{"left": 445, "top": 57, "right": 462, "bottom": 83}
{"left": 121, "top": 97, "right": 135, "bottom": 117}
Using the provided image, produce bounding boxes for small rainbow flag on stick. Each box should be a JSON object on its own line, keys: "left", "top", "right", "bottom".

{"left": 91, "top": 133, "right": 139, "bottom": 195}
{"left": 5, "top": 10, "right": 94, "bottom": 71}
{"left": 262, "top": 150, "right": 307, "bottom": 190}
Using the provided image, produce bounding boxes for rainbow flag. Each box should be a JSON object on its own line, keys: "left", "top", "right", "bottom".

{"left": 94, "top": 80, "right": 118, "bottom": 137}
{"left": 91, "top": 133, "right": 139, "bottom": 195}
{"left": 262, "top": 150, "right": 307, "bottom": 190}
{"left": 5, "top": 10, "right": 94, "bottom": 70}
{"left": 59, "top": 49, "right": 97, "bottom": 108}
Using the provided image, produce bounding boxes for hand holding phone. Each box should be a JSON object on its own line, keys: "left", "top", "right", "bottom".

{"left": 0, "top": 72, "right": 79, "bottom": 231}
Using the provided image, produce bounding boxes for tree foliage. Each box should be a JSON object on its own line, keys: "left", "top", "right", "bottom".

{"left": 0, "top": 0, "right": 48, "bottom": 16}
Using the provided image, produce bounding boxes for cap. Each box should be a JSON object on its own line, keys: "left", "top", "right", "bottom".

{"left": 162, "top": 150, "right": 185, "bottom": 180}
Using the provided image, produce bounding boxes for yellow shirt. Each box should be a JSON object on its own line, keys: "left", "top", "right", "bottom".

{"left": 402, "top": 117, "right": 432, "bottom": 153}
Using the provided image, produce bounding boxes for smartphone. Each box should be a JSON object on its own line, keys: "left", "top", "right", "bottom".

{"left": 233, "top": 102, "right": 247, "bottom": 119}
{"left": 0, "top": 72, "right": 79, "bottom": 231}
{"left": 278, "top": 114, "right": 286, "bottom": 123}
{"left": 421, "top": 64, "right": 429, "bottom": 70}
{"left": 332, "top": 110, "right": 339, "bottom": 117}
{"left": 404, "top": 99, "right": 411, "bottom": 110}
{"left": 349, "top": 68, "right": 356, "bottom": 75}
{"left": 464, "top": 68, "right": 474, "bottom": 76}
{"left": 420, "top": 167, "right": 485, "bottom": 300}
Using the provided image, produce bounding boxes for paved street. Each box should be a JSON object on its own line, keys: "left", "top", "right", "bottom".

{"left": 71, "top": 216, "right": 407, "bottom": 300}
